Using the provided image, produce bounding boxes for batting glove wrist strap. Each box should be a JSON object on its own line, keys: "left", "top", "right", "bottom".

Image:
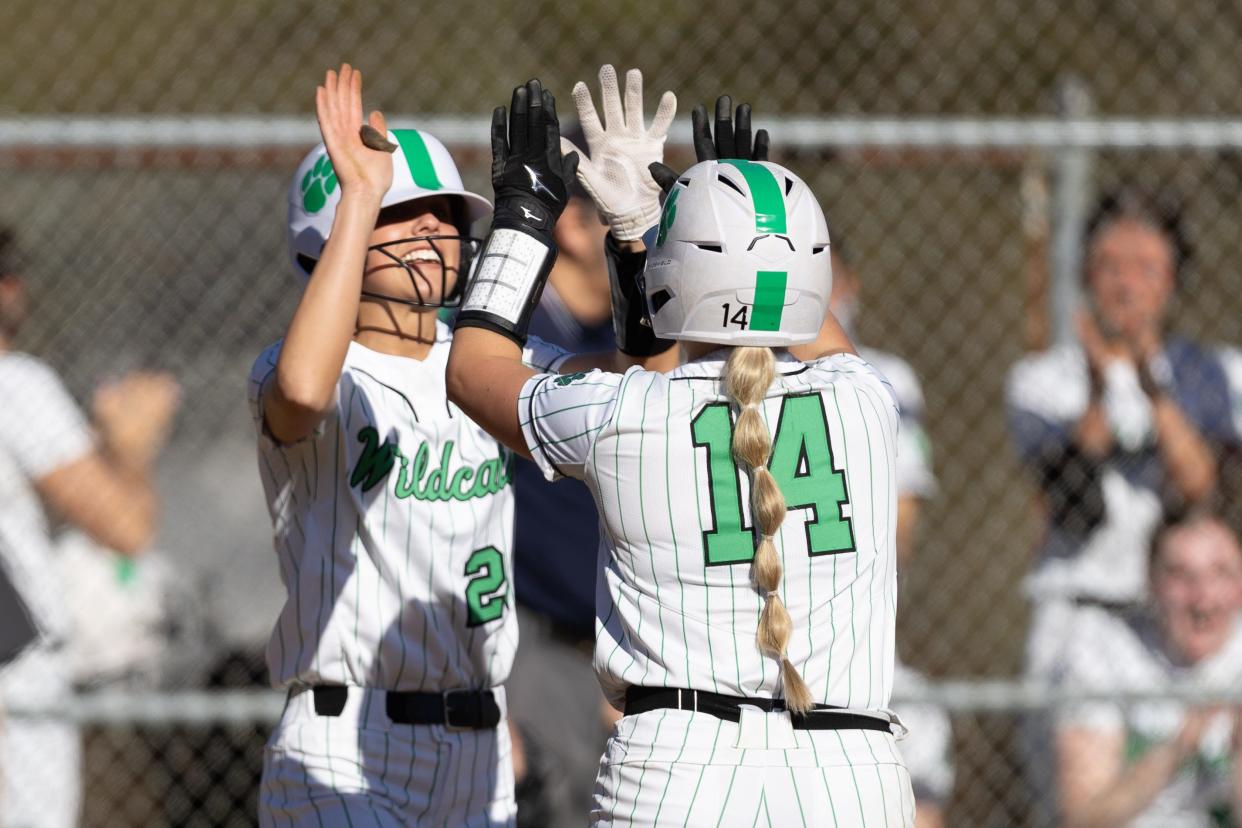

{"left": 606, "top": 234, "right": 675, "bottom": 356}
{"left": 457, "top": 223, "right": 557, "bottom": 346}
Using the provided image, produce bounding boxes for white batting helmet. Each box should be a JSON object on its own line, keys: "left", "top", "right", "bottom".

{"left": 286, "top": 128, "right": 492, "bottom": 280}
{"left": 641, "top": 159, "right": 831, "bottom": 346}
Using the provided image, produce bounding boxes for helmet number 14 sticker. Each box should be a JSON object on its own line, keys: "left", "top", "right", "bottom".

{"left": 721, "top": 303, "right": 750, "bottom": 329}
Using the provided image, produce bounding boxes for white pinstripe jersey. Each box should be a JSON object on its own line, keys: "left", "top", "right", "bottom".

{"left": 248, "top": 321, "right": 567, "bottom": 691}
{"left": 519, "top": 350, "right": 900, "bottom": 711}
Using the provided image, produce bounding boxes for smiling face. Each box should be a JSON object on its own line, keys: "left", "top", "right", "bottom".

{"left": 1151, "top": 518, "right": 1242, "bottom": 664}
{"left": 1085, "top": 218, "right": 1176, "bottom": 341}
{"left": 363, "top": 195, "right": 464, "bottom": 306}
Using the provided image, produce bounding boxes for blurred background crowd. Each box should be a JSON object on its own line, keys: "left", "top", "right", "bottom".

{"left": 5, "top": 0, "right": 1242, "bottom": 825}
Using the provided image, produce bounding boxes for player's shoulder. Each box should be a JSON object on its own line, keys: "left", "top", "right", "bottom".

{"left": 857, "top": 346, "right": 924, "bottom": 412}
{"left": 1006, "top": 343, "right": 1086, "bottom": 414}
{"left": 802, "top": 351, "right": 900, "bottom": 411}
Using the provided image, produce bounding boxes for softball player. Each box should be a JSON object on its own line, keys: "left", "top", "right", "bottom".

{"left": 250, "top": 65, "right": 574, "bottom": 826}
{"left": 447, "top": 78, "right": 913, "bottom": 826}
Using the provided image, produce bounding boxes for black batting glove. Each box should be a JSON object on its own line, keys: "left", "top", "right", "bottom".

{"left": 457, "top": 79, "right": 579, "bottom": 346}
{"left": 649, "top": 94, "right": 771, "bottom": 194}
{"left": 490, "top": 79, "right": 580, "bottom": 239}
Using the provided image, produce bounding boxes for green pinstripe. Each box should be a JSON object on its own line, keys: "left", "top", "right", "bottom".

{"left": 636, "top": 375, "right": 666, "bottom": 683}
{"left": 874, "top": 763, "right": 892, "bottom": 828}
{"left": 652, "top": 712, "right": 693, "bottom": 825}
{"left": 414, "top": 739, "right": 444, "bottom": 823}
{"left": 850, "top": 386, "right": 879, "bottom": 708}
{"left": 604, "top": 371, "right": 639, "bottom": 681}
{"left": 753, "top": 787, "right": 767, "bottom": 827}
{"left": 826, "top": 385, "right": 856, "bottom": 706}
{"left": 687, "top": 387, "right": 721, "bottom": 691}
{"left": 682, "top": 716, "right": 723, "bottom": 825}
{"left": 325, "top": 719, "right": 358, "bottom": 828}
{"left": 667, "top": 387, "right": 694, "bottom": 688}
{"left": 416, "top": 416, "right": 443, "bottom": 690}
{"left": 857, "top": 387, "right": 896, "bottom": 709}
{"left": 788, "top": 766, "right": 809, "bottom": 827}
{"left": 714, "top": 764, "right": 742, "bottom": 828}
{"left": 626, "top": 709, "right": 669, "bottom": 825}
{"left": 822, "top": 768, "right": 840, "bottom": 826}
{"left": 521, "top": 397, "right": 614, "bottom": 427}
{"left": 837, "top": 731, "right": 867, "bottom": 824}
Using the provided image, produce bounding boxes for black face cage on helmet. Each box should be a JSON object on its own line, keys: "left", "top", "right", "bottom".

{"left": 361, "top": 234, "right": 483, "bottom": 309}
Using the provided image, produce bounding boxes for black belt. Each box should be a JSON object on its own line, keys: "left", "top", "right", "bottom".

{"left": 625, "top": 686, "right": 893, "bottom": 733}
{"left": 310, "top": 686, "right": 501, "bottom": 729}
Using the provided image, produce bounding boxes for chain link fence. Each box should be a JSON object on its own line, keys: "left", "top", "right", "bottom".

{"left": 4, "top": 0, "right": 1242, "bottom": 825}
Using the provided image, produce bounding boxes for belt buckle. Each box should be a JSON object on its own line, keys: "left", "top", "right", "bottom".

{"left": 442, "top": 689, "right": 474, "bottom": 731}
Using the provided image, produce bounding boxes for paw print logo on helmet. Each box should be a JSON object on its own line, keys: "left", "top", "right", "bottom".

{"left": 301, "top": 156, "right": 338, "bottom": 214}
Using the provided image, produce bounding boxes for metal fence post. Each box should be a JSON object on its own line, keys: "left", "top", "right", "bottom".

{"left": 1049, "top": 76, "right": 1096, "bottom": 346}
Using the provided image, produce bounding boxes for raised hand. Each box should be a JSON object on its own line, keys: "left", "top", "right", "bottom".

{"left": 562, "top": 64, "right": 677, "bottom": 241}
{"left": 314, "top": 63, "right": 393, "bottom": 203}
{"left": 692, "top": 95, "right": 770, "bottom": 162}
{"left": 490, "top": 78, "right": 579, "bottom": 235}
{"left": 649, "top": 94, "right": 771, "bottom": 194}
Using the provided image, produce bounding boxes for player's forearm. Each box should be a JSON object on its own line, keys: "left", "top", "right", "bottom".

{"left": 1151, "top": 397, "right": 1216, "bottom": 504}
{"left": 273, "top": 192, "right": 379, "bottom": 423}
{"left": 446, "top": 327, "right": 535, "bottom": 457}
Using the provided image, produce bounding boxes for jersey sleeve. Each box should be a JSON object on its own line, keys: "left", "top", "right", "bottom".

{"left": 521, "top": 335, "right": 572, "bottom": 374}
{"left": 247, "top": 342, "right": 336, "bottom": 449}
{"left": 518, "top": 368, "right": 626, "bottom": 482}
{"left": 0, "top": 356, "right": 93, "bottom": 480}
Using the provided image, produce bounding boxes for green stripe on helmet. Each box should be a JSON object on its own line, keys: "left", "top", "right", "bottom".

{"left": 720, "top": 159, "right": 786, "bottom": 234}
{"left": 751, "top": 271, "right": 788, "bottom": 330}
{"left": 392, "top": 129, "right": 443, "bottom": 191}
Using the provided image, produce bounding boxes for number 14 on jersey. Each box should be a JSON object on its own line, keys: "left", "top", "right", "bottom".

{"left": 692, "top": 394, "right": 855, "bottom": 566}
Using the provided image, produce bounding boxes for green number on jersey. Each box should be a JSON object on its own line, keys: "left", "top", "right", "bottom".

{"left": 464, "top": 546, "right": 507, "bottom": 626}
{"left": 691, "top": 394, "right": 854, "bottom": 567}
{"left": 691, "top": 404, "right": 757, "bottom": 565}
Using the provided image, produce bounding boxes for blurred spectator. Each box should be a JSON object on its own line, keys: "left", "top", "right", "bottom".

{"left": 793, "top": 242, "right": 951, "bottom": 827}
{"left": 1008, "top": 189, "right": 1236, "bottom": 820}
{"left": 57, "top": 529, "right": 207, "bottom": 690}
{"left": 1007, "top": 187, "right": 1236, "bottom": 679}
{"left": 0, "top": 226, "right": 179, "bottom": 827}
{"left": 1218, "top": 347, "right": 1242, "bottom": 437}
{"left": 1056, "top": 514, "right": 1242, "bottom": 828}
{"left": 506, "top": 148, "right": 618, "bottom": 828}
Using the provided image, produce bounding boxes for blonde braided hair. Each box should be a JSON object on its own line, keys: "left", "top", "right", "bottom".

{"left": 723, "top": 346, "right": 814, "bottom": 714}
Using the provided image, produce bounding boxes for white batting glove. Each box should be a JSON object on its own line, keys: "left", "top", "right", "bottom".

{"left": 561, "top": 65, "right": 677, "bottom": 241}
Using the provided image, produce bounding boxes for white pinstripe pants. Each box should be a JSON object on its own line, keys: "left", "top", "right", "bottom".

{"left": 259, "top": 687, "right": 516, "bottom": 828}
{"left": 591, "top": 708, "right": 914, "bottom": 828}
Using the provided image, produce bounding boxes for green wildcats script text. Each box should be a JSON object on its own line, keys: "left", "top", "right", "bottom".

{"left": 350, "top": 426, "right": 513, "bottom": 501}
